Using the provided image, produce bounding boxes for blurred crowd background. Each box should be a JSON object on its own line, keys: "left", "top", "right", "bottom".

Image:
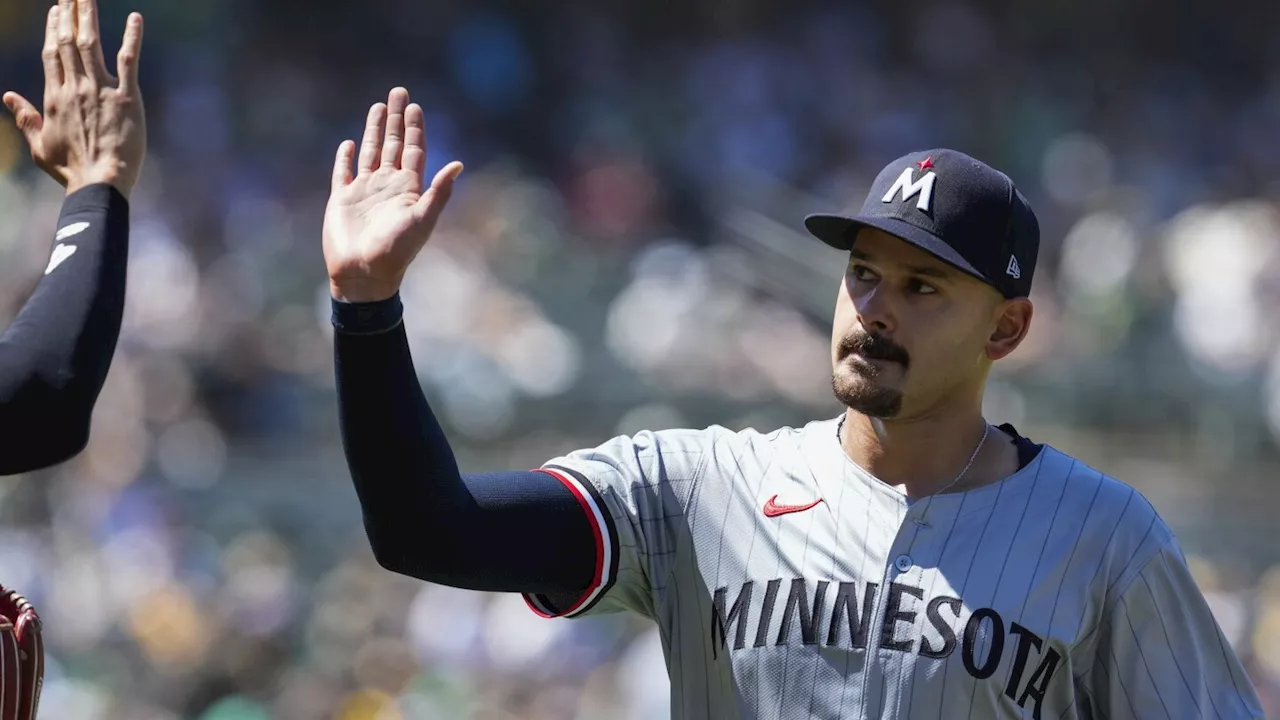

{"left": 2, "top": 0, "right": 1280, "bottom": 717}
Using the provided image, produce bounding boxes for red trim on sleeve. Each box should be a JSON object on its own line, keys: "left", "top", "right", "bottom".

{"left": 522, "top": 468, "right": 607, "bottom": 618}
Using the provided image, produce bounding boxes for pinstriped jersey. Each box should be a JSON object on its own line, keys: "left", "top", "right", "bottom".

{"left": 522, "top": 417, "right": 1264, "bottom": 719}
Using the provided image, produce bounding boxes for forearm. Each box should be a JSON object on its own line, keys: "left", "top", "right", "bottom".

{"left": 0, "top": 184, "right": 129, "bottom": 474}
{"left": 333, "top": 294, "right": 594, "bottom": 593}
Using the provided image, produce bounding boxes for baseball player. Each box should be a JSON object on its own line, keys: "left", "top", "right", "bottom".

{"left": 1, "top": 0, "right": 146, "bottom": 477}
{"left": 0, "top": 1, "right": 145, "bottom": 714}
{"left": 325, "top": 87, "right": 1265, "bottom": 718}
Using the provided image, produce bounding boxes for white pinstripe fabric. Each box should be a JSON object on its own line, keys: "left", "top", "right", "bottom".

{"left": 526, "top": 418, "right": 1264, "bottom": 719}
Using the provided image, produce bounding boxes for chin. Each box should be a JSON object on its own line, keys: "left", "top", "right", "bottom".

{"left": 831, "top": 370, "right": 904, "bottom": 419}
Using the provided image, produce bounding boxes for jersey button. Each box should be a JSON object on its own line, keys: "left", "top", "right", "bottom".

{"left": 894, "top": 555, "right": 912, "bottom": 572}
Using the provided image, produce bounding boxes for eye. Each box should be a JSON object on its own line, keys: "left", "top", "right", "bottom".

{"left": 908, "top": 278, "right": 938, "bottom": 295}
{"left": 850, "top": 264, "right": 878, "bottom": 282}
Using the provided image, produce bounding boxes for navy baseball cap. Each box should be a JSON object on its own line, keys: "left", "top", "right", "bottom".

{"left": 805, "top": 149, "right": 1039, "bottom": 299}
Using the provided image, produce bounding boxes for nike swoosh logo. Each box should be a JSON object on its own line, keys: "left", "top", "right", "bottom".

{"left": 45, "top": 243, "right": 77, "bottom": 275}
{"left": 763, "top": 494, "right": 823, "bottom": 518}
{"left": 55, "top": 222, "right": 90, "bottom": 241}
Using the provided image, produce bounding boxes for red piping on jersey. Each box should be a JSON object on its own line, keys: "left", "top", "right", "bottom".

{"left": 523, "top": 468, "right": 606, "bottom": 618}
{"left": 763, "top": 494, "right": 824, "bottom": 517}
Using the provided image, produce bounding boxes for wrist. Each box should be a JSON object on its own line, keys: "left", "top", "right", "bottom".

{"left": 65, "top": 171, "right": 133, "bottom": 201}
{"left": 329, "top": 278, "right": 401, "bottom": 303}
{"left": 331, "top": 293, "right": 404, "bottom": 335}
{"left": 61, "top": 183, "right": 128, "bottom": 214}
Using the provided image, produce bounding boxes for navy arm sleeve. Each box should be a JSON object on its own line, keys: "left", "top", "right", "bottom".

{"left": 332, "top": 293, "right": 596, "bottom": 595}
{"left": 0, "top": 185, "right": 129, "bottom": 475}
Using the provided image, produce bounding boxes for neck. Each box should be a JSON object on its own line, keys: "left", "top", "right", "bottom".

{"left": 839, "top": 402, "right": 994, "bottom": 498}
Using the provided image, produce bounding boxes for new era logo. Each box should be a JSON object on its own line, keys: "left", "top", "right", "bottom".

{"left": 1006, "top": 255, "right": 1021, "bottom": 279}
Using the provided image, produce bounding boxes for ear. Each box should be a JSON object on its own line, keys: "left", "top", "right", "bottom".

{"left": 986, "top": 298, "right": 1033, "bottom": 361}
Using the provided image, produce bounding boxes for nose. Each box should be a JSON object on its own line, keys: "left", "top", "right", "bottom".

{"left": 853, "top": 284, "right": 897, "bottom": 335}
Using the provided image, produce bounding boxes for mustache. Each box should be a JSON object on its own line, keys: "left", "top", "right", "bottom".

{"left": 839, "top": 331, "right": 910, "bottom": 368}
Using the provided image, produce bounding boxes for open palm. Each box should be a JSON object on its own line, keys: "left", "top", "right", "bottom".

{"left": 323, "top": 87, "right": 463, "bottom": 302}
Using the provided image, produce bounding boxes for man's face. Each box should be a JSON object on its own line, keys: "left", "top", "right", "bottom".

{"left": 831, "top": 228, "right": 1021, "bottom": 419}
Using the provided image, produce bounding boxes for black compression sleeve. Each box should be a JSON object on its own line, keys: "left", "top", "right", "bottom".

{"left": 0, "top": 185, "right": 129, "bottom": 475}
{"left": 333, "top": 294, "right": 596, "bottom": 594}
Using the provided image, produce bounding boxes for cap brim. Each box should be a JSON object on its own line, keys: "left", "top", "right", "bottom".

{"left": 804, "top": 213, "right": 989, "bottom": 286}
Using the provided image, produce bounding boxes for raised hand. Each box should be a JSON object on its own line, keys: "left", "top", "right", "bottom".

{"left": 2, "top": 0, "right": 146, "bottom": 198}
{"left": 323, "top": 87, "right": 464, "bottom": 303}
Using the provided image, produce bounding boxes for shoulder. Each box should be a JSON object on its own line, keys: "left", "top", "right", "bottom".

{"left": 571, "top": 418, "right": 829, "bottom": 458}
{"left": 704, "top": 417, "right": 840, "bottom": 453}
{"left": 546, "top": 425, "right": 732, "bottom": 487}
{"left": 551, "top": 418, "right": 836, "bottom": 484}
{"left": 1041, "top": 446, "right": 1175, "bottom": 591}
{"left": 687, "top": 418, "right": 841, "bottom": 474}
{"left": 558, "top": 425, "right": 726, "bottom": 470}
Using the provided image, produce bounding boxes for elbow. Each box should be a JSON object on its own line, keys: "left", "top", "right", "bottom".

{"left": 32, "top": 401, "right": 95, "bottom": 466}
{"left": 44, "top": 423, "right": 92, "bottom": 466}
{"left": 0, "top": 435, "right": 88, "bottom": 476}
{"left": 364, "top": 520, "right": 464, "bottom": 584}
{"left": 0, "top": 399, "right": 93, "bottom": 476}
{"left": 365, "top": 522, "right": 432, "bottom": 579}
{"left": 367, "top": 533, "right": 409, "bottom": 575}
{"left": 0, "top": 427, "right": 90, "bottom": 476}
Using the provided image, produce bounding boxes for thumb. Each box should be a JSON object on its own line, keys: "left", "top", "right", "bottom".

{"left": 2, "top": 92, "right": 43, "bottom": 139}
{"left": 413, "top": 161, "right": 464, "bottom": 226}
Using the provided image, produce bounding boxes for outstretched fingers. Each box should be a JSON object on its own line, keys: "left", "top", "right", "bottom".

{"left": 56, "top": 0, "right": 84, "bottom": 83}
{"left": 332, "top": 140, "right": 355, "bottom": 189}
{"left": 401, "top": 103, "right": 427, "bottom": 179}
{"left": 116, "top": 13, "right": 143, "bottom": 96}
{"left": 357, "top": 102, "right": 387, "bottom": 175}
{"left": 75, "top": 0, "right": 110, "bottom": 85}
{"left": 41, "top": 6, "right": 62, "bottom": 90}
{"left": 380, "top": 87, "right": 409, "bottom": 170}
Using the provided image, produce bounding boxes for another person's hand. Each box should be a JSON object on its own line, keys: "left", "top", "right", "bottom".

{"left": 324, "top": 87, "right": 464, "bottom": 303}
{"left": 3, "top": 0, "right": 145, "bottom": 198}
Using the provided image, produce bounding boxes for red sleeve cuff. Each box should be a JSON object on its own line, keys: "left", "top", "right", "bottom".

{"left": 522, "top": 466, "right": 618, "bottom": 618}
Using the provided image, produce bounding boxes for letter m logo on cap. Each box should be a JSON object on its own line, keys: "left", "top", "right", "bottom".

{"left": 882, "top": 166, "right": 937, "bottom": 212}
